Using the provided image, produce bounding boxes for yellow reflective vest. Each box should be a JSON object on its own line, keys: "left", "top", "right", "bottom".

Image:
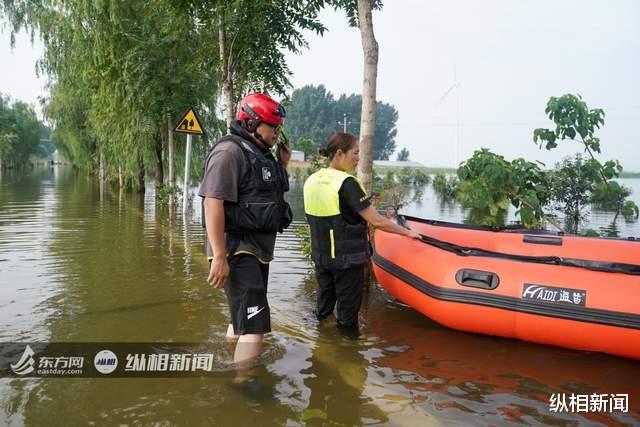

{"left": 303, "top": 168, "right": 370, "bottom": 269}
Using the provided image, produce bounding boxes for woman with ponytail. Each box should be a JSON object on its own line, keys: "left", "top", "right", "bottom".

{"left": 303, "top": 133, "right": 420, "bottom": 332}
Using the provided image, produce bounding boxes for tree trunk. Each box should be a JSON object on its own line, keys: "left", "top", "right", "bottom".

{"left": 168, "top": 114, "right": 175, "bottom": 189}
{"left": 98, "top": 150, "right": 105, "bottom": 202}
{"left": 154, "top": 133, "right": 164, "bottom": 189}
{"left": 356, "top": 0, "right": 379, "bottom": 196}
{"left": 218, "top": 12, "right": 235, "bottom": 128}
{"left": 167, "top": 44, "right": 177, "bottom": 210}
{"left": 167, "top": 113, "right": 176, "bottom": 208}
{"left": 118, "top": 164, "right": 124, "bottom": 189}
{"left": 222, "top": 74, "right": 235, "bottom": 129}
{"left": 137, "top": 153, "right": 145, "bottom": 194}
{"left": 99, "top": 149, "right": 105, "bottom": 185}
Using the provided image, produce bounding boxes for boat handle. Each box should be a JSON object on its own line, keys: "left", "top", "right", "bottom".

{"left": 523, "top": 235, "right": 563, "bottom": 246}
{"left": 455, "top": 269, "right": 500, "bottom": 290}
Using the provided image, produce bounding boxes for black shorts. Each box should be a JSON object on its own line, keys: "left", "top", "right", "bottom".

{"left": 223, "top": 254, "right": 271, "bottom": 335}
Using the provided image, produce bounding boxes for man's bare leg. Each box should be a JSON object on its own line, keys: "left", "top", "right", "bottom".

{"left": 233, "top": 333, "right": 263, "bottom": 382}
{"left": 225, "top": 323, "right": 239, "bottom": 356}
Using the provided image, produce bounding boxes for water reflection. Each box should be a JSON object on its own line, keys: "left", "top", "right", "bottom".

{"left": 362, "top": 284, "right": 640, "bottom": 425}
{"left": 0, "top": 167, "right": 58, "bottom": 341}
{"left": 302, "top": 326, "right": 388, "bottom": 425}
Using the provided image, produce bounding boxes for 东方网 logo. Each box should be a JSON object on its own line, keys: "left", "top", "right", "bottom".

{"left": 10, "top": 345, "right": 36, "bottom": 376}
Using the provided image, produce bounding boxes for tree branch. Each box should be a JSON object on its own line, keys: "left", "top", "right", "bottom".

{"left": 506, "top": 189, "right": 565, "bottom": 233}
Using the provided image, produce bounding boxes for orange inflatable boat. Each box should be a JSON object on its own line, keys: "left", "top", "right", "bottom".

{"left": 372, "top": 215, "right": 640, "bottom": 360}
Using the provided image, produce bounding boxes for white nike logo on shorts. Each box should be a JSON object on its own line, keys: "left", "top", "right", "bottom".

{"left": 247, "top": 306, "right": 265, "bottom": 320}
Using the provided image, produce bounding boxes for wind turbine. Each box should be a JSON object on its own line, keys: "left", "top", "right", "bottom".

{"left": 435, "top": 63, "right": 462, "bottom": 167}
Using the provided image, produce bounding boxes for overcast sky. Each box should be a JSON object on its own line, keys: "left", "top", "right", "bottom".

{"left": 286, "top": 0, "right": 640, "bottom": 170}
{"left": 2, "top": 1, "right": 639, "bottom": 170}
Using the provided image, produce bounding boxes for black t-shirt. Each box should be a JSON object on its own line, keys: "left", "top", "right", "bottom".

{"left": 338, "top": 177, "right": 371, "bottom": 225}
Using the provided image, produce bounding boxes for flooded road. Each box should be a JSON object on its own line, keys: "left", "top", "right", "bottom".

{"left": 1, "top": 166, "right": 639, "bottom": 426}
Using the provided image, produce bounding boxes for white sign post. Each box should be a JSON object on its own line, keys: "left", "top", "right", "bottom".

{"left": 174, "top": 107, "right": 205, "bottom": 215}
{"left": 182, "top": 133, "right": 193, "bottom": 214}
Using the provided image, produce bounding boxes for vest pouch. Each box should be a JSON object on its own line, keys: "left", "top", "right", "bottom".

{"left": 235, "top": 201, "right": 281, "bottom": 233}
{"left": 342, "top": 222, "right": 370, "bottom": 265}
{"left": 280, "top": 201, "right": 293, "bottom": 231}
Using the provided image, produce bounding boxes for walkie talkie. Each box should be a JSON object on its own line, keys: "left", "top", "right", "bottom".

{"left": 275, "top": 127, "right": 291, "bottom": 163}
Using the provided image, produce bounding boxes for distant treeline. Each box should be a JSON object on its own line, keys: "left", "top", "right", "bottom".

{"left": 621, "top": 171, "right": 640, "bottom": 178}
{"left": 0, "top": 94, "right": 48, "bottom": 170}
{"left": 285, "top": 85, "right": 399, "bottom": 160}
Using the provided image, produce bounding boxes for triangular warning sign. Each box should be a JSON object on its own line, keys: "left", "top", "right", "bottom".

{"left": 175, "top": 107, "right": 205, "bottom": 135}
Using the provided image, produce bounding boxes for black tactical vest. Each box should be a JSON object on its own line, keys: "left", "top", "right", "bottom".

{"left": 217, "top": 135, "right": 292, "bottom": 234}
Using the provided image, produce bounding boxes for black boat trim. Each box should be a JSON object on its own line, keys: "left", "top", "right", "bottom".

{"left": 372, "top": 253, "right": 640, "bottom": 330}
{"left": 396, "top": 216, "right": 640, "bottom": 276}
{"left": 401, "top": 214, "right": 640, "bottom": 242}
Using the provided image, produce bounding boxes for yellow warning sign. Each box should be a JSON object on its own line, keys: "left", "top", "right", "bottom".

{"left": 175, "top": 107, "right": 205, "bottom": 135}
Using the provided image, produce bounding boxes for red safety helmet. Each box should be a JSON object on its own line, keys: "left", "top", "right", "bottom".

{"left": 236, "top": 93, "right": 286, "bottom": 127}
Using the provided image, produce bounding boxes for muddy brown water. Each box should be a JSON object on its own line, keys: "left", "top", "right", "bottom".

{"left": 1, "top": 167, "right": 638, "bottom": 426}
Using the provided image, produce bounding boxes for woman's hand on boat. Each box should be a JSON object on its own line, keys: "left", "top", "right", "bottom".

{"left": 407, "top": 229, "right": 421, "bottom": 240}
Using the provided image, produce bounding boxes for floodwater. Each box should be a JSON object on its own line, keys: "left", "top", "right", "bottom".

{"left": 0, "top": 166, "right": 639, "bottom": 426}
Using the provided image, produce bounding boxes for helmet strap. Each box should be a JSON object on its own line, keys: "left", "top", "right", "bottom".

{"left": 241, "top": 118, "right": 260, "bottom": 134}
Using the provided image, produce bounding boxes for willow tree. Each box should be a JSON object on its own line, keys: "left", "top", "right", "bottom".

{"left": 3, "top": 0, "right": 219, "bottom": 192}
{"left": 173, "top": 1, "right": 328, "bottom": 127}
{"left": 88, "top": 1, "right": 219, "bottom": 190}
{"left": 4, "top": 0, "right": 334, "bottom": 194}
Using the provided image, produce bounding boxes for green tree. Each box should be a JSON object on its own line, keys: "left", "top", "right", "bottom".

{"left": 336, "top": 93, "right": 397, "bottom": 160}
{"left": 4, "top": 0, "right": 221, "bottom": 194}
{"left": 456, "top": 94, "right": 637, "bottom": 234}
{"left": 295, "top": 137, "right": 316, "bottom": 159}
{"left": 286, "top": 85, "right": 398, "bottom": 160}
{"left": 396, "top": 147, "right": 409, "bottom": 161}
{"left": 0, "top": 94, "right": 44, "bottom": 170}
{"left": 457, "top": 149, "right": 551, "bottom": 228}
{"left": 3, "top": 0, "right": 332, "bottom": 197}
{"left": 432, "top": 173, "right": 459, "bottom": 200}
{"left": 378, "top": 167, "right": 429, "bottom": 213}
{"left": 548, "top": 154, "right": 601, "bottom": 234}
{"left": 533, "top": 94, "right": 604, "bottom": 157}
{"left": 534, "top": 94, "right": 638, "bottom": 233}
{"left": 190, "top": 0, "right": 328, "bottom": 125}
{"left": 286, "top": 85, "right": 337, "bottom": 150}
{"left": 591, "top": 181, "right": 639, "bottom": 227}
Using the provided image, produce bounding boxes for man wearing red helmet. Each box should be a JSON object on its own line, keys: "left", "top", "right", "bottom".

{"left": 198, "top": 93, "right": 292, "bottom": 379}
